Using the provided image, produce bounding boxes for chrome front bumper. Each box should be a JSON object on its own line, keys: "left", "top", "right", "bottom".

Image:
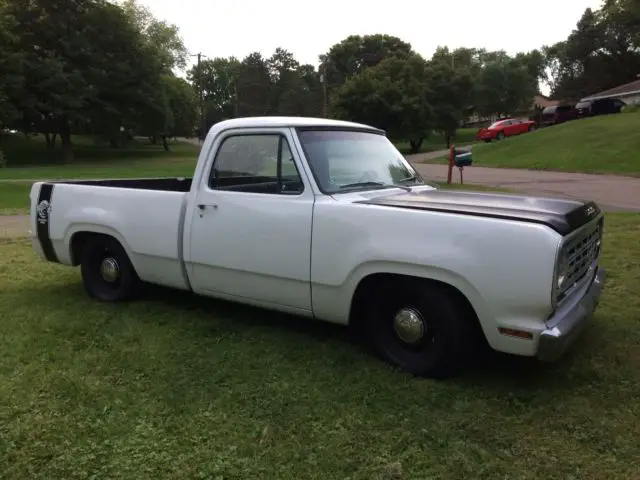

{"left": 537, "top": 267, "right": 606, "bottom": 362}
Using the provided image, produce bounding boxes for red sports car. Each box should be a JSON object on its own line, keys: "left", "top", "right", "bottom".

{"left": 476, "top": 118, "right": 537, "bottom": 142}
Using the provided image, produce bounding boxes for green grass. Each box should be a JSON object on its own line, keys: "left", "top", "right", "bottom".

{"left": 466, "top": 113, "right": 640, "bottom": 175}
{"left": 394, "top": 128, "right": 477, "bottom": 154}
{"left": 1, "top": 213, "right": 639, "bottom": 478}
{"left": 0, "top": 182, "right": 31, "bottom": 214}
{"left": 0, "top": 133, "right": 200, "bottom": 180}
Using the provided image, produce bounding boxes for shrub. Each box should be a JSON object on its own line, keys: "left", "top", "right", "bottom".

{"left": 621, "top": 103, "right": 640, "bottom": 114}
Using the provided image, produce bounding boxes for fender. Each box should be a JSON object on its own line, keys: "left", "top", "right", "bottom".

{"left": 64, "top": 222, "right": 137, "bottom": 269}
{"left": 312, "top": 259, "right": 494, "bottom": 340}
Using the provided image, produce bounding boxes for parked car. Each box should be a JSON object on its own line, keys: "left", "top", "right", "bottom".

{"left": 29, "top": 116, "right": 606, "bottom": 379}
{"left": 475, "top": 118, "right": 537, "bottom": 142}
{"left": 575, "top": 98, "right": 626, "bottom": 118}
{"left": 540, "top": 104, "right": 578, "bottom": 126}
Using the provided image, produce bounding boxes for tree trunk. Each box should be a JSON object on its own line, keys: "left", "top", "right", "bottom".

{"left": 409, "top": 137, "right": 424, "bottom": 154}
{"left": 150, "top": 134, "right": 158, "bottom": 145}
{"left": 59, "top": 118, "right": 73, "bottom": 162}
{"left": 161, "top": 135, "right": 170, "bottom": 151}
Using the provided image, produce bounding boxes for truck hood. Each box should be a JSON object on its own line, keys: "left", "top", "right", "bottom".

{"left": 355, "top": 189, "right": 601, "bottom": 235}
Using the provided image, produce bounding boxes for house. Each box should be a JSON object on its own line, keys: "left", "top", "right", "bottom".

{"left": 580, "top": 78, "right": 640, "bottom": 106}
{"left": 532, "top": 95, "right": 558, "bottom": 110}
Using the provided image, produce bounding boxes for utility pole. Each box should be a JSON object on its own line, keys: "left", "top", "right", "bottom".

{"left": 321, "top": 63, "right": 328, "bottom": 118}
{"left": 191, "top": 52, "right": 206, "bottom": 142}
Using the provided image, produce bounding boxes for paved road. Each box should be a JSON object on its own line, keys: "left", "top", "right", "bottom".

{"left": 407, "top": 151, "right": 640, "bottom": 212}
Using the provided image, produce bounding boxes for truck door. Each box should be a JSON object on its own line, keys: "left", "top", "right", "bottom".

{"left": 186, "top": 127, "right": 314, "bottom": 312}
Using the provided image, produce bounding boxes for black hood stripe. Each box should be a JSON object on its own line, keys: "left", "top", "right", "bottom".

{"left": 35, "top": 183, "right": 59, "bottom": 263}
{"left": 356, "top": 190, "right": 601, "bottom": 236}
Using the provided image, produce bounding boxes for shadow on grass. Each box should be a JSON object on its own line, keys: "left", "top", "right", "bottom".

{"left": 27, "top": 277, "right": 602, "bottom": 396}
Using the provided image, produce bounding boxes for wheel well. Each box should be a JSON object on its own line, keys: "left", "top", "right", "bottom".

{"left": 69, "top": 232, "right": 116, "bottom": 266}
{"left": 348, "top": 273, "right": 484, "bottom": 340}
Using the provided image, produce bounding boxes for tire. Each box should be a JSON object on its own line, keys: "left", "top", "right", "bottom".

{"left": 80, "top": 235, "right": 141, "bottom": 302}
{"left": 528, "top": 125, "right": 536, "bottom": 132}
{"left": 496, "top": 131, "right": 505, "bottom": 140}
{"left": 365, "top": 280, "right": 476, "bottom": 379}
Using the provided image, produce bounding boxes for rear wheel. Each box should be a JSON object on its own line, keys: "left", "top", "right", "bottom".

{"left": 80, "top": 235, "right": 141, "bottom": 302}
{"left": 528, "top": 125, "right": 536, "bottom": 132}
{"left": 364, "top": 280, "right": 476, "bottom": 378}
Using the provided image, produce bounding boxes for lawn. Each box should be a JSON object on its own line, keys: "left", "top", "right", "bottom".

{"left": 394, "top": 128, "right": 477, "bottom": 154}
{"left": 440, "top": 113, "right": 640, "bottom": 175}
{"left": 0, "top": 133, "right": 200, "bottom": 180}
{"left": 1, "top": 213, "right": 639, "bottom": 478}
{"left": 0, "top": 182, "right": 31, "bottom": 214}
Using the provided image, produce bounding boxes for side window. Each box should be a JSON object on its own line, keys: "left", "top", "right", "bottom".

{"left": 209, "top": 134, "right": 304, "bottom": 195}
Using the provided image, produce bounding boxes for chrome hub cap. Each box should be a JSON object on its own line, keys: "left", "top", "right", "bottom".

{"left": 393, "top": 308, "right": 425, "bottom": 344}
{"left": 100, "top": 257, "right": 120, "bottom": 283}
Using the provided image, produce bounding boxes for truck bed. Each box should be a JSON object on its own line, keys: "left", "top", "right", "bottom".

{"left": 31, "top": 178, "right": 192, "bottom": 291}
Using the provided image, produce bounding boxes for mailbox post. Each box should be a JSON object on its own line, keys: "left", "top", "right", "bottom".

{"left": 453, "top": 147, "right": 473, "bottom": 185}
{"left": 447, "top": 145, "right": 455, "bottom": 184}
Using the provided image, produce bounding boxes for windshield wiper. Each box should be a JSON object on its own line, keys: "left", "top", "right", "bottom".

{"left": 339, "top": 181, "right": 412, "bottom": 192}
{"left": 397, "top": 174, "right": 421, "bottom": 184}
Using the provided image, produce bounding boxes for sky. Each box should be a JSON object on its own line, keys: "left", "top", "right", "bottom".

{"left": 139, "top": 0, "right": 604, "bottom": 94}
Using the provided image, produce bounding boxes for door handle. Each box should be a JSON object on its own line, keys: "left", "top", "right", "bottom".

{"left": 197, "top": 203, "right": 218, "bottom": 216}
{"left": 197, "top": 203, "right": 218, "bottom": 210}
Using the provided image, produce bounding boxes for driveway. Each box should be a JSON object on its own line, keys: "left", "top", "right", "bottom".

{"left": 408, "top": 151, "right": 640, "bottom": 212}
{"left": 1, "top": 215, "right": 30, "bottom": 239}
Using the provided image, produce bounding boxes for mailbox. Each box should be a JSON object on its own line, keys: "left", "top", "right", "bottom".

{"left": 454, "top": 149, "right": 472, "bottom": 168}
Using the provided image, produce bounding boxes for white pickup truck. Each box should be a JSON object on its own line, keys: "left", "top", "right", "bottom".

{"left": 29, "top": 116, "right": 606, "bottom": 378}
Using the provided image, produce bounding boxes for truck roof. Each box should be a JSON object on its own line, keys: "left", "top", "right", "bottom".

{"left": 208, "top": 116, "right": 383, "bottom": 135}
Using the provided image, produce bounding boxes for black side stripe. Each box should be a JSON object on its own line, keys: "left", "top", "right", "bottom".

{"left": 36, "top": 183, "right": 59, "bottom": 263}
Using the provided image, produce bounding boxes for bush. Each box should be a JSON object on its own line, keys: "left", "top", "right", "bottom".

{"left": 621, "top": 103, "right": 640, "bottom": 114}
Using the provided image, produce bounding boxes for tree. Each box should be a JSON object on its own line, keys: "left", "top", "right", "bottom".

{"left": 188, "top": 56, "right": 240, "bottom": 133}
{"left": 424, "top": 61, "right": 473, "bottom": 148}
{"left": 543, "top": 2, "right": 640, "bottom": 100}
{"left": 474, "top": 52, "right": 539, "bottom": 117}
{"left": 235, "top": 52, "right": 271, "bottom": 116}
{"left": 0, "top": 6, "right": 23, "bottom": 132}
{"left": 1, "top": 0, "right": 171, "bottom": 160}
{"left": 163, "top": 76, "right": 198, "bottom": 138}
{"left": 331, "top": 54, "right": 433, "bottom": 153}
{"left": 119, "top": 0, "right": 188, "bottom": 73}
{"left": 320, "top": 34, "right": 414, "bottom": 97}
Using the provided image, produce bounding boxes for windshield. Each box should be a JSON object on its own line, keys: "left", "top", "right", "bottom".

{"left": 296, "top": 129, "right": 424, "bottom": 193}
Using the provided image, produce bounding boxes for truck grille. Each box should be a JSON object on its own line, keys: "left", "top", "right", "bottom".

{"left": 558, "top": 221, "right": 602, "bottom": 301}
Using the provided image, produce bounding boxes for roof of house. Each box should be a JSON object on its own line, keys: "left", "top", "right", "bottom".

{"left": 582, "top": 78, "right": 640, "bottom": 101}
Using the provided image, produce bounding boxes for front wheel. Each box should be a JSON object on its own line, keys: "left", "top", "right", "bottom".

{"left": 80, "top": 235, "right": 141, "bottom": 302}
{"left": 496, "top": 131, "right": 505, "bottom": 141}
{"left": 365, "top": 281, "right": 476, "bottom": 378}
